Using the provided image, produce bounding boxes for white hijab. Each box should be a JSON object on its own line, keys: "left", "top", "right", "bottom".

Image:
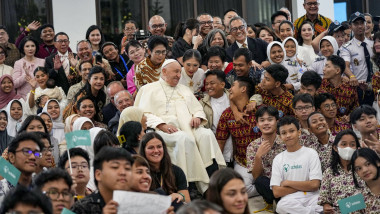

{"left": 282, "top": 37, "right": 299, "bottom": 61}
{"left": 5, "top": 99, "right": 24, "bottom": 137}
{"left": 267, "top": 41, "right": 286, "bottom": 64}
{"left": 72, "top": 117, "right": 94, "bottom": 131}
{"left": 42, "top": 99, "right": 65, "bottom": 142}
{"left": 319, "top": 36, "right": 339, "bottom": 56}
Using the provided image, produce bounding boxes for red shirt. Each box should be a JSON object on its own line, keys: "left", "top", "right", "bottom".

{"left": 256, "top": 85, "right": 294, "bottom": 117}
{"left": 216, "top": 107, "right": 261, "bottom": 167}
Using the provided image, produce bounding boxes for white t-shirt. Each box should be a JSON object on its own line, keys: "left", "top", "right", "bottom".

{"left": 270, "top": 146, "right": 322, "bottom": 188}
{"left": 210, "top": 93, "right": 229, "bottom": 133}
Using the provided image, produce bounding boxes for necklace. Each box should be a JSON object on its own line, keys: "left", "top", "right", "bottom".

{"left": 159, "top": 80, "right": 175, "bottom": 114}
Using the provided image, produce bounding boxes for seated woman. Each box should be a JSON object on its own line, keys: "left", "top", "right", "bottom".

{"left": 38, "top": 112, "right": 60, "bottom": 162}
{"left": 199, "top": 29, "right": 229, "bottom": 70}
{"left": 318, "top": 130, "right": 362, "bottom": 213}
{"left": 206, "top": 168, "right": 250, "bottom": 214}
{"left": 5, "top": 99, "right": 25, "bottom": 137}
{"left": 204, "top": 46, "right": 231, "bottom": 74}
{"left": 63, "top": 66, "right": 108, "bottom": 122}
{"left": 119, "top": 121, "right": 145, "bottom": 154}
{"left": 0, "top": 44, "right": 13, "bottom": 76}
{"left": 129, "top": 155, "right": 152, "bottom": 193}
{"left": 0, "top": 75, "right": 21, "bottom": 110}
{"left": 351, "top": 148, "right": 380, "bottom": 213}
{"left": 76, "top": 96, "right": 107, "bottom": 128}
{"left": 282, "top": 37, "right": 304, "bottom": 92}
{"left": 72, "top": 117, "right": 95, "bottom": 131}
{"left": 35, "top": 131, "right": 54, "bottom": 174}
{"left": 178, "top": 49, "right": 205, "bottom": 97}
{"left": 26, "top": 67, "right": 67, "bottom": 115}
{"left": 0, "top": 110, "right": 13, "bottom": 154}
{"left": 140, "top": 132, "right": 191, "bottom": 203}
{"left": 125, "top": 40, "right": 146, "bottom": 97}
{"left": 42, "top": 99, "right": 65, "bottom": 142}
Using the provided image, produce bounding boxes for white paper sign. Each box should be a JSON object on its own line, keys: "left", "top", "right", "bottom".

{"left": 113, "top": 190, "right": 171, "bottom": 214}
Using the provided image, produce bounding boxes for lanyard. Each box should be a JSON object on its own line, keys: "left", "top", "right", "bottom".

{"left": 113, "top": 55, "right": 129, "bottom": 78}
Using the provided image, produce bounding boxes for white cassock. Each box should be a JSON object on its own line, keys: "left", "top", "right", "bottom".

{"left": 135, "top": 78, "right": 226, "bottom": 193}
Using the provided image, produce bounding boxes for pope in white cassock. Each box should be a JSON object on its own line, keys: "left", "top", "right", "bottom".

{"left": 134, "top": 59, "right": 226, "bottom": 193}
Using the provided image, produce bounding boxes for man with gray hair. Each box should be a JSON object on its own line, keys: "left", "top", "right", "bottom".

{"left": 226, "top": 16, "right": 269, "bottom": 69}
{"left": 108, "top": 90, "right": 134, "bottom": 134}
{"left": 102, "top": 81, "right": 125, "bottom": 124}
{"left": 135, "top": 59, "right": 226, "bottom": 193}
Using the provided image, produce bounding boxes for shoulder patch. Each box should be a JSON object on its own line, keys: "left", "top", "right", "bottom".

{"left": 343, "top": 41, "right": 352, "bottom": 48}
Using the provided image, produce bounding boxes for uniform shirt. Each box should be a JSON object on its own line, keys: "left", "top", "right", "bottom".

{"left": 283, "top": 59, "right": 304, "bottom": 91}
{"left": 308, "top": 56, "right": 326, "bottom": 77}
{"left": 318, "top": 165, "right": 363, "bottom": 211}
{"left": 302, "top": 133, "right": 335, "bottom": 173}
{"left": 255, "top": 85, "right": 294, "bottom": 117}
{"left": 216, "top": 107, "right": 261, "bottom": 167}
{"left": 340, "top": 37, "right": 374, "bottom": 82}
{"left": 330, "top": 119, "right": 350, "bottom": 136}
{"left": 246, "top": 135, "right": 285, "bottom": 178}
{"left": 353, "top": 185, "right": 380, "bottom": 213}
{"left": 318, "top": 79, "right": 359, "bottom": 117}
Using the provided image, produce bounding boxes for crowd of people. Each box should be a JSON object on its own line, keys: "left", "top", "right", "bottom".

{"left": 0, "top": 0, "right": 380, "bottom": 213}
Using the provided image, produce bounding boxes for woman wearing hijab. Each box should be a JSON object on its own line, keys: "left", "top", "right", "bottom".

{"left": 38, "top": 112, "right": 60, "bottom": 162}
{"left": 58, "top": 114, "right": 80, "bottom": 156}
{"left": 0, "top": 110, "right": 13, "bottom": 154}
{"left": 0, "top": 75, "right": 22, "bottom": 110}
{"left": 117, "top": 106, "right": 147, "bottom": 135}
{"left": 282, "top": 37, "right": 305, "bottom": 92}
{"left": 308, "top": 36, "right": 339, "bottom": 78}
{"left": 5, "top": 99, "right": 25, "bottom": 137}
{"left": 72, "top": 117, "right": 94, "bottom": 131}
{"left": 42, "top": 99, "right": 65, "bottom": 142}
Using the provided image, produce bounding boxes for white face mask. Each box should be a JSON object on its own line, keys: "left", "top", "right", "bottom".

{"left": 337, "top": 147, "right": 356, "bottom": 161}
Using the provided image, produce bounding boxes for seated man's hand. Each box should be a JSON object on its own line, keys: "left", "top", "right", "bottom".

{"left": 251, "top": 60, "right": 263, "bottom": 71}
{"left": 232, "top": 110, "right": 249, "bottom": 125}
{"left": 190, "top": 117, "right": 201, "bottom": 128}
{"left": 157, "top": 123, "right": 178, "bottom": 134}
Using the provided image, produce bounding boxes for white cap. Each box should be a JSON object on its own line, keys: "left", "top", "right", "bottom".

{"left": 161, "top": 59, "right": 178, "bottom": 69}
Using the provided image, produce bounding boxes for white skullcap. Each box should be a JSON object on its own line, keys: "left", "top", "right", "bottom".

{"left": 162, "top": 59, "right": 178, "bottom": 69}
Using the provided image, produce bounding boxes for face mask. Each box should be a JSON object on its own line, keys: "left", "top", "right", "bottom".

{"left": 337, "top": 147, "right": 356, "bottom": 161}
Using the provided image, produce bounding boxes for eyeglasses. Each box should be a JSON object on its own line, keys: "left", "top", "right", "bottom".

{"left": 305, "top": 2, "right": 320, "bottom": 7}
{"left": 230, "top": 25, "right": 246, "bottom": 33}
{"left": 153, "top": 50, "right": 167, "bottom": 55}
{"left": 57, "top": 39, "right": 69, "bottom": 44}
{"left": 200, "top": 21, "right": 213, "bottom": 26}
{"left": 42, "top": 146, "right": 54, "bottom": 154}
{"left": 0, "top": 32, "right": 7, "bottom": 36}
{"left": 67, "top": 163, "right": 89, "bottom": 170}
{"left": 322, "top": 103, "right": 337, "bottom": 110}
{"left": 0, "top": 52, "right": 5, "bottom": 56}
{"left": 43, "top": 189, "right": 73, "bottom": 201}
{"left": 124, "top": 27, "right": 136, "bottom": 31}
{"left": 151, "top": 24, "right": 165, "bottom": 29}
{"left": 294, "top": 106, "right": 313, "bottom": 112}
{"left": 15, "top": 148, "right": 42, "bottom": 158}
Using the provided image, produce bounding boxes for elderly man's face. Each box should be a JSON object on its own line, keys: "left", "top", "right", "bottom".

{"left": 77, "top": 42, "right": 93, "bottom": 61}
{"left": 149, "top": 16, "right": 167, "bottom": 36}
{"left": 0, "top": 29, "right": 9, "bottom": 44}
{"left": 54, "top": 34, "right": 70, "bottom": 54}
{"left": 303, "top": 0, "right": 319, "bottom": 16}
{"left": 198, "top": 15, "right": 214, "bottom": 37}
{"left": 163, "top": 62, "right": 181, "bottom": 87}
{"left": 230, "top": 19, "right": 247, "bottom": 43}
{"left": 108, "top": 83, "right": 125, "bottom": 105}
{"left": 115, "top": 91, "right": 134, "bottom": 113}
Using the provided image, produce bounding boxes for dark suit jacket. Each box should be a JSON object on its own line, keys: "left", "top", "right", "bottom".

{"left": 102, "top": 102, "right": 118, "bottom": 125}
{"left": 226, "top": 37, "right": 269, "bottom": 63}
{"left": 45, "top": 52, "right": 77, "bottom": 94}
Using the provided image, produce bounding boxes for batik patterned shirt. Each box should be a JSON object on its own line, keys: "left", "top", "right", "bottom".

{"left": 134, "top": 57, "right": 163, "bottom": 89}
{"left": 331, "top": 119, "right": 350, "bottom": 136}
{"left": 246, "top": 135, "right": 285, "bottom": 178}
{"left": 353, "top": 185, "right": 380, "bottom": 214}
{"left": 318, "top": 165, "right": 362, "bottom": 212}
{"left": 302, "top": 133, "right": 335, "bottom": 172}
{"left": 318, "top": 79, "right": 359, "bottom": 117}
{"left": 216, "top": 107, "right": 261, "bottom": 167}
{"left": 255, "top": 85, "right": 294, "bottom": 117}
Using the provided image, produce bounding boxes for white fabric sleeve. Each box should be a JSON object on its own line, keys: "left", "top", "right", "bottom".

{"left": 270, "top": 154, "right": 283, "bottom": 188}
{"left": 308, "top": 149, "right": 323, "bottom": 181}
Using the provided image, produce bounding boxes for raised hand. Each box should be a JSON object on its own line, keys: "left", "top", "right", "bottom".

{"left": 27, "top": 20, "right": 41, "bottom": 31}
{"left": 68, "top": 52, "right": 78, "bottom": 67}
{"left": 53, "top": 55, "right": 62, "bottom": 70}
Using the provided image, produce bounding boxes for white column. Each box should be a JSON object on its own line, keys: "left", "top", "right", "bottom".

{"left": 52, "top": 0, "right": 97, "bottom": 53}
{"left": 291, "top": 0, "right": 335, "bottom": 21}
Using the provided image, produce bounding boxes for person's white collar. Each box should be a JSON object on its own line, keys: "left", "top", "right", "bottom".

{"left": 236, "top": 38, "right": 248, "bottom": 48}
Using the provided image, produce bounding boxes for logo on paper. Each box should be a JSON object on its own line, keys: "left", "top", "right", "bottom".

{"left": 283, "top": 164, "right": 290, "bottom": 172}
{"left": 346, "top": 202, "right": 352, "bottom": 208}
{"left": 3, "top": 166, "right": 16, "bottom": 179}
{"left": 73, "top": 136, "right": 78, "bottom": 142}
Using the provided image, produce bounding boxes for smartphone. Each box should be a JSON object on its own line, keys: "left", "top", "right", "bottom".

{"left": 95, "top": 54, "right": 102, "bottom": 64}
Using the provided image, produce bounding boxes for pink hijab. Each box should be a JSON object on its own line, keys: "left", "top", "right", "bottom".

{"left": 0, "top": 75, "right": 21, "bottom": 109}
